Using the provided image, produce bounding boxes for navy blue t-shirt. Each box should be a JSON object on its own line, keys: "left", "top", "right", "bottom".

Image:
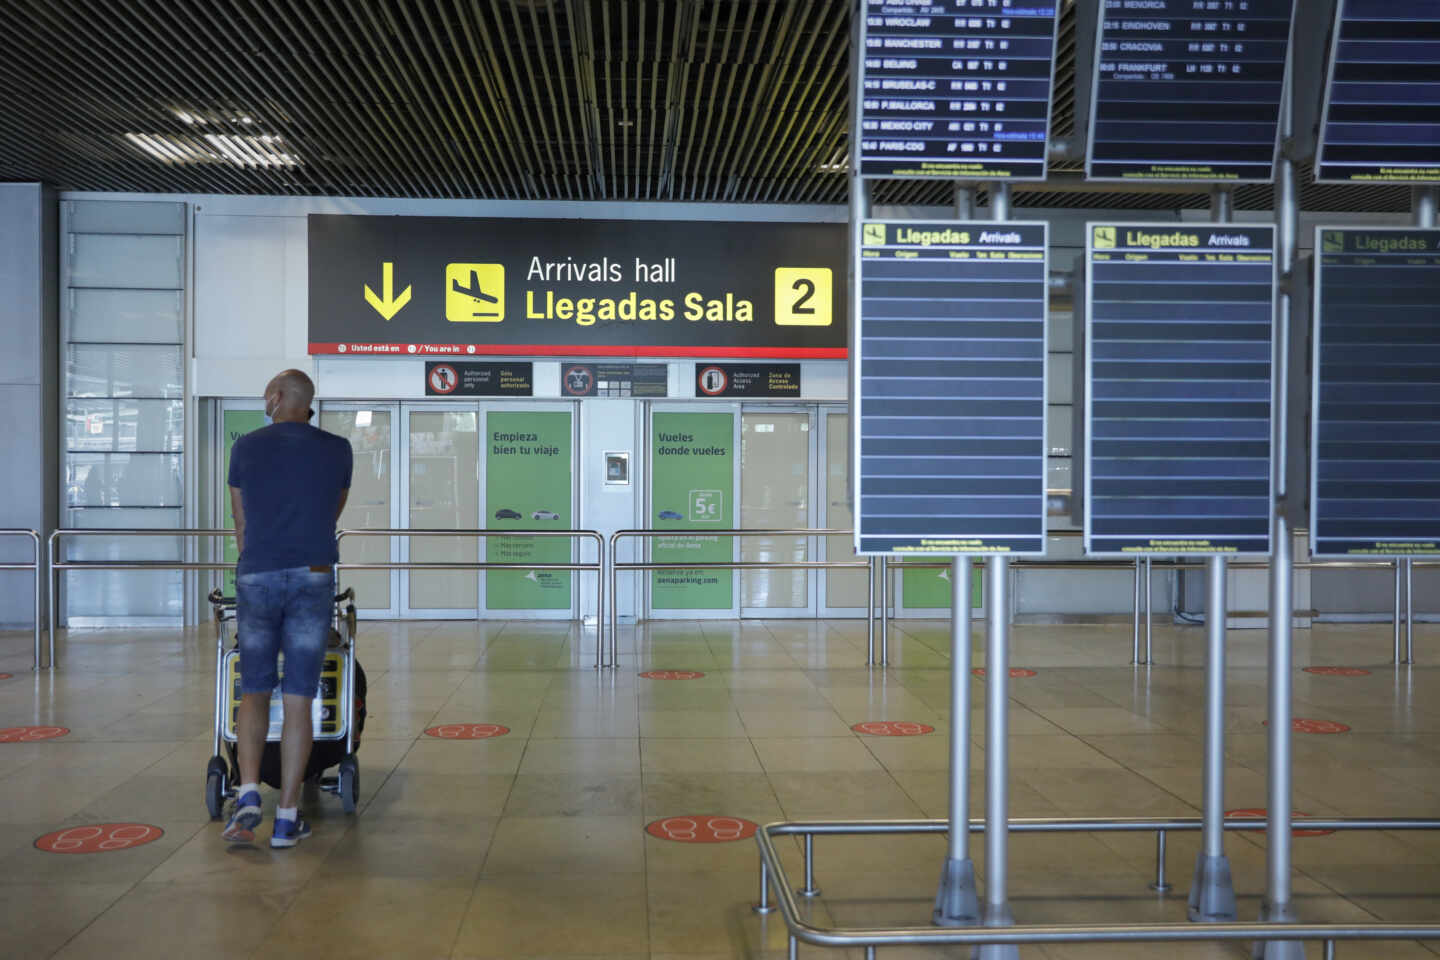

{"left": 228, "top": 422, "right": 353, "bottom": 575}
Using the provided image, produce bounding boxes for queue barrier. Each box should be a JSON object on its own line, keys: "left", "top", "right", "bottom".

{"left": 885, "top": 548, "right": 1432, "bottom": 667}
{"left": 0, "top": 529, "right": 42, "bottom": 670}
{"left": 47, "top": 528, "right": 240, "bottom": 670}
{"left": 335, "top": 528, "right": 606, "bottom": 668}
{"left": 755, "top": 817, "right": 1440, "bottom": 957}
{"left": 608, "top": 528, "right": 875, "bottom": 670}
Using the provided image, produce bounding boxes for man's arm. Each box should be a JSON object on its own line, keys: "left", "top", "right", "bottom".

{"left": 229, "top": 486, "right": 246, "bottom": 554}
{"left": 335, "top": 488, "right": 349, "bottom": 522}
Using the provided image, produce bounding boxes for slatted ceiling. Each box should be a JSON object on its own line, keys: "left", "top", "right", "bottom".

{"left": 0, "top": 0, "right": 1417, "bottom": 211}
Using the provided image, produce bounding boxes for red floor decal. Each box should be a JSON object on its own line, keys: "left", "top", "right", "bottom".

{"left": 638, "top": 670, "right": 705, "bottom": 680}
{"left": 35, "top": 823, "right": 164, "bottom": 853}
{"left": 646, "top": 815, "right": 758, "bottom": 843}
{"left": 1226, "top": 808, "right": 1335, "bottom": 838}
{"left": 1263, "top": 718, "right": 1352, "bottom": 735}
{"left": 852, "top": 721, "right": 936, "bottom": 737}
{"left": 0, "top": 726, "right": 68, "bottom": 743}
{"left": 423, "top": 723, "right": 510, "bottom": 740}
{"left": 971, "top": 668, "right": 1037, "bottom": 679}
{"left": 1303, "top": 666, "right": 1371, "bottom": 677}
{"left": 0, "top": 674, "right": 12, "bottom": 680}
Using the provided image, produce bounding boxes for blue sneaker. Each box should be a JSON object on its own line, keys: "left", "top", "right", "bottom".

{"left": 269, "top": 815, "right": 311, "bottom": 849}
{"left": 222, "top": 789, "right": 263, "bottom": 844}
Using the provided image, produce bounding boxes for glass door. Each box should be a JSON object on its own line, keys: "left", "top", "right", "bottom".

{"left": 321, "top": 403, "right": 400, "bottom": 619}
{"left": 818, "top": 407, "right": 869, "bottom": 618}
{"left": 479, "top": 403, "right": 577, "bottom": 620}
{"left": 645, "top": 403, "right": 740, "bottom": 620}
{"left": 401, "top": 404, "right": 480, "bottom": 618}
{"left": 739, "top": 406, "right": 817, "bottom": 619}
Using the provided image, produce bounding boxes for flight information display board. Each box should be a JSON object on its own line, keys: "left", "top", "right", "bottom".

{"left": 855, "top": 221, "right": 1048, "bottom": 555}
{"left": 1086, "top": 0, "right": 1296, "bottom": 182}
{"left": 1084, "top": 223, "right": 1276, "bottom": 556}
{"left": 1316, "top": 2, "right": 1440, "bottom": 184}
{"left": 857, "top": 1, "right": 1060, "bottom": 180}
{"left": 1311, "top": 227, "right": 1440, "bottom": 556}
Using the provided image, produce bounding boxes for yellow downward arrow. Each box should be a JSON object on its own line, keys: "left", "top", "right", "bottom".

{"left": 363, "top": 261, "right": 412, "bottom": 321}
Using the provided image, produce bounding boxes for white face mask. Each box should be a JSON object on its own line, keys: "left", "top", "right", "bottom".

{"left": 263, "top": 396, "right": 277, "bottom": 426}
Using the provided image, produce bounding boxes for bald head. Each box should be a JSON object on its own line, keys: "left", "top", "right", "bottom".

{"left": 264, "top": 369, "right": 315, "bottom": 422}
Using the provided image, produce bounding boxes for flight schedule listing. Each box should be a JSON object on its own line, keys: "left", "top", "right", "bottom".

{"left": 855, "top": 221, "right": 1049, "bottom": 556}
{"left": 1087, "top": 0, "right": 1296, "bottom": 182}
{"left": 1311, "top": 228, "right": 1440, "bottom": 556}
{"left": 1084, "top": 224, "right": 1275, "bottom": 556}
{"left": 1317, "top": 1, "right": 1440, "bottom": 183}
{"left": 859, "top": 1, "right": 1060, "bottom": 180}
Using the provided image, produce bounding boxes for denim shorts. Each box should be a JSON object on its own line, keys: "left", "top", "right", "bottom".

{"left": 235, "top": 566, "right": 333, "bottom": 698}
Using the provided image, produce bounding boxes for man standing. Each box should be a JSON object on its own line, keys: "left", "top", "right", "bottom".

{"left": 224, "top": 369, "right": 352, "bottom": 848}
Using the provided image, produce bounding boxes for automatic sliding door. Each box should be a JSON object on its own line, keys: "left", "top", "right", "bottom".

{"left": 481, "top": 404, "right": 576, "bottom": 619}
{"left": 647, "top": 405, "right": 740, "bottom": 619}
{"left": 819, "top": 408, "right": 867, "bottom": 617}
{"left": 322, "top": 404, "right": 399, "bottom": 618}
{"left": 740, "top": 408, "right": 816, "bottom": 618}
{"left": 402, "top": 406, "right": 479, "bottom": 617}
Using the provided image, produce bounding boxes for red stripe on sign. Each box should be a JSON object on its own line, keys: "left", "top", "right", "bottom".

{"left": 309, "top": 343, "right": 846, "bottom": 359}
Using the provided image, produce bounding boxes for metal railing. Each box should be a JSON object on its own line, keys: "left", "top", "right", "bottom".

{"left": 883, "top": 551, "right": 1432, "bottom": 667}
{"left": 0, "top": 529, "right": 42, "bottom": 670}
{"left": 608, "top": 528, "right": 874, "bottom": 669}
{"left": 47, "top": 528, "right": 240, "bottom": 670}
{"left": 755, "top": 817, "right": 1440, "bottom": 956}
{"left": 335, "top": 528, "right": 607, "bottom": 668}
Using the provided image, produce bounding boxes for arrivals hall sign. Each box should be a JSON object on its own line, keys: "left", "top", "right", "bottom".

{"left": 308, "top": 215, "right": 847, "bottom": 359}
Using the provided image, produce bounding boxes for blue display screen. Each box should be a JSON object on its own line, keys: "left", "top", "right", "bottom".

{"left": 856, "top": 220, "right": 1048, "bottom": 556}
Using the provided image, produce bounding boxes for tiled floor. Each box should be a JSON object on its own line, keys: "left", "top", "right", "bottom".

{"left": 0, "top": 617, "right": 1436, "bottom": 959}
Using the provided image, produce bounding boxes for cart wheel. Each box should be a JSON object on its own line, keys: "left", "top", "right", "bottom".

{"left": 339, "top": 754, "right": 359, "bottom": 814}
{"left": 204, "top": 756, "right": 228, "bottom": 820}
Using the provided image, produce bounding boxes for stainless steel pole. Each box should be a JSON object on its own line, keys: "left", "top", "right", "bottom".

{"left": 46, "top": 533, "right": 57, "bottom": 671}
{"left": 1191, "top": 555, "right": 1237, "bottom": 921}
{"left": 31, "top": 533, "right": 41, "bottom": 671}
{"left": 1132, "top": 559, "right": 1142, "bottom": 664}
{"left": 867, "top": 556, "right": 876, "bottom": 665}
{"left": 1404, "top": 559, "right": 1414, "bottom": 665}
{"left": 1415, "top": 186, "right": 1438, "bottom": 228}
{"left": 955, "top": 184, "right": 974, "bottom": 219}
{"left": 1144, "top": 557, "right": 1154, "bottom": 664}
{"left": 1393, "top": 560, "right": 1403, "bottom": 664}
{"left": 1258, "top": 62, "right": 1304, "bottom": 960}
{"left": 980, "top": 555, "right": 1017, "bottom": 959}
{"left": 880, "top": 557, "right": 889, "bottom": 666}
{"left": 934, "top": 555, "right": 980, "bottom": 926}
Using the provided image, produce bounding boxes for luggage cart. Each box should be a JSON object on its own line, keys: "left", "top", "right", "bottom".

{"left": 204, "top": 587, "right": 361, "bottom": 819}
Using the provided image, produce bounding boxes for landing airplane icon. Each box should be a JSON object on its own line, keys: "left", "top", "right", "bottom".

{"left": 444, "top": 263, "right": 505, "bottom": 323}
{"left": 452, "top": 270, "right": 500, "bottom": 317}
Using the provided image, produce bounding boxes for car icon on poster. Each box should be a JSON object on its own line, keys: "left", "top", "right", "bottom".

{"left": 658, "top": 510, "right": 684, "bottom": 521}
{"left": 494, "top": 508, "right": 521, "bottom": 520}
{"left": 531, "top": 509, "right": 560, "bottom": 521}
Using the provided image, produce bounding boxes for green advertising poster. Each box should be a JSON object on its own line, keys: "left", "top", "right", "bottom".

{"left": 900, "top": 559, "right": 983, "bottom": 611}
{"left": 222, "top": 409, "right": 268, "bottom": 592}
{"left": 651, "top": 412, "right": 734, "bottom": 609}
{"left": 485, "top": 410, "right": 572, "bottom": 610}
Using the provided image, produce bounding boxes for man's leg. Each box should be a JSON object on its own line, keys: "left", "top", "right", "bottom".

{"left": 271, "top": 567, "right": 331, "bottom": 849}
{"left": 226, "top": 571, "right": 282, "bottom": 843}
{"left": 278, "top": 693, "right": 314, "bottom": 810}
{"left": 235, "top": 692, "right": 272, "bottom": 788}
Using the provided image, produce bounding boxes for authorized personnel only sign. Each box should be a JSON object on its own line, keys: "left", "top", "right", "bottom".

{"left": 308, "top": 215, "right": 846, "bottom": 358}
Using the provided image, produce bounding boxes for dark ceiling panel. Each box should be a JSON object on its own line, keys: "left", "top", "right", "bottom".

{"left": 0, "top": 0, "right": 1414, "bottom": 212}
